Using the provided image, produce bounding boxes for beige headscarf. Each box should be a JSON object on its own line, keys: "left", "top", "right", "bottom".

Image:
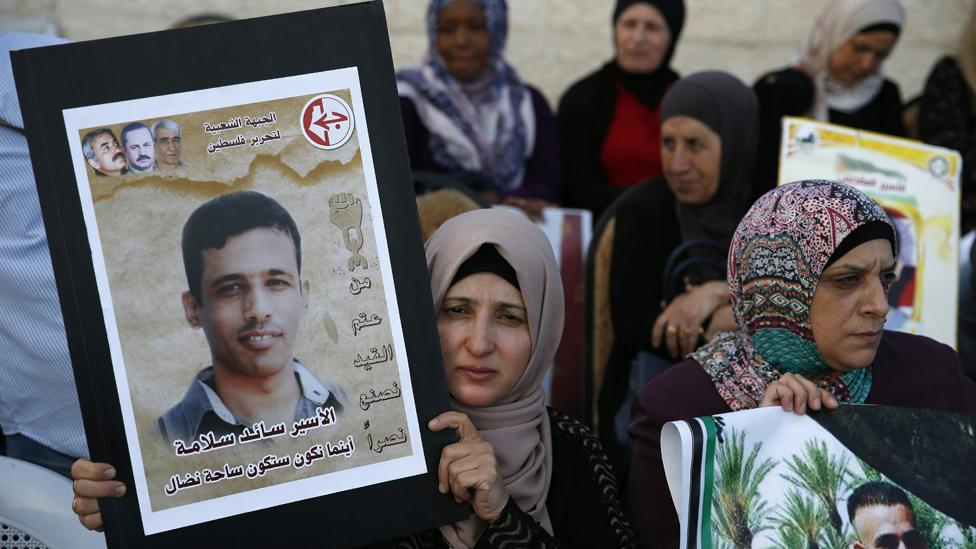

{"left": 425, "top": 208, "right": 564, "bottom": 548}
{"left": 799, "top": 0, "right": 904, "bottom": 121}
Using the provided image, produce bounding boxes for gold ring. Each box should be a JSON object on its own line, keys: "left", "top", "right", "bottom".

{"left": 679, "top": 327, "right": 691, "bottom": 335}
{"left": 666, "top": 325, "right": 678, "bottom": 334}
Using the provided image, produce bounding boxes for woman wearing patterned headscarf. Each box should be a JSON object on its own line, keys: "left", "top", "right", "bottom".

{"left": 558, "top": 0, "right": 685, "bottom": 219}
{"left": 625, "top": 180, "right": 976, "bottom": 548}
{"left": 397, "top": 0, "right": 559, "bottom": 218}
{"left": 753, "top": 0, "right": 905, "bottom": 193}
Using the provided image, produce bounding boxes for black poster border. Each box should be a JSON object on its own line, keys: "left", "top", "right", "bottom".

{"left": 12, "top": 2, "right": 465, "bottom": 547}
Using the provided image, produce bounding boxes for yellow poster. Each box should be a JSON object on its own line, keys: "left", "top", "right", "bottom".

{"left": 779, "top": 117, "right": 961, "bottom": 348}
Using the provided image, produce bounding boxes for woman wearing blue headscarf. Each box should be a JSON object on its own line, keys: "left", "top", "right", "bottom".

{"left": 397, "top": 0, "right": 560, "bottom": 217}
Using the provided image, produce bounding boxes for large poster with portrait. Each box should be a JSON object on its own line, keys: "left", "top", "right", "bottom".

{"left": 778, "top": 117, "right": 962, "bottom": 348}
{"left": 12, "top": 3, "right": 463, "bottom": 547}
{"left": 661, "top": 406, "right": 976, "bottom": 549}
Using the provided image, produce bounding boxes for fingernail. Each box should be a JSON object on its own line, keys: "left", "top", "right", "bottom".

{"left": 104, "top": 467, "right": 116, "bottom": 479}
{"left": 812, "top": 398, "right": 821, "bottom": 410}
{"left": 115, "top": 484, "right": 126, "bottom": 497}
{"left": 429, "top": 418, "right": 438, "bottom": 427}
{"left": 438, "top": 483, "right": 446, "bottom": 493}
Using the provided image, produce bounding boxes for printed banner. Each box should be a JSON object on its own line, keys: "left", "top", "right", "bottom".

{"left": 778, "top": 117, "right": 961, "bottom": 347}
{"left": 64, "top": 67, "right": 425, "bottom": 534}
{"left": 12, "top": 3, "right": 463, "bottom": 546}
{"left": 662, "top": 406, "right": 976, "bottom": 549}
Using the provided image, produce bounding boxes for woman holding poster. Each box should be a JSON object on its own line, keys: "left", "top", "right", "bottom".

{"left": 753, "top": 0, "right": 906, "bottom": 191}
{"left": 625, "top": 180, "right": 976, "bottom": 548}
{"left": 71, "top": 209, "right": 634, "bottom": 548}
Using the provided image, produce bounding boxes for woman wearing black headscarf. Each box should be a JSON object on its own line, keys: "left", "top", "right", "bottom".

{"left": 599, "top": 71, "right": 758, "bottom": 472}
{"left": 557, "top": 0, "right": 684, "bottom": 219}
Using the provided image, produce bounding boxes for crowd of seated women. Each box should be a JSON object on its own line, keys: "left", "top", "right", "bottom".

{"left": 68, "top": 0, "right": 976, "bottom": 548}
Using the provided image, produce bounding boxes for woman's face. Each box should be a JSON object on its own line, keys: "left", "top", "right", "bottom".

{"left": 661, "top": 115, "right": 722, "bottom": 205}
{"left": 438, "top": 272, "right": 532, "bottom": 407}
{"left": 614, "top": 3, "right": 671, "bottom": 74}
{"left": 828, "top": 30, "right": 897, "bottom": 86}
{"left": 810, "top": 238, "right": 896, "bottom": 372}
{"left": 435, "top": 0, "right": 491, "bottom": 83}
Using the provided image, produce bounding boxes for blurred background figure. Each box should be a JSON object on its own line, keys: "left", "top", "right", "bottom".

{"left": 918, "top": 6, "right": 976, "bottom": 234}
{"left": 754, "top": 0, "right": 905, "bottom": 193}
{"left": 397, "top": 0, "right": 560, "bottom": 219}
{"left": 0, "top": 31, "right": 87, "bottom": 479}
{"left": 600, "top": 70, "right": 755, "bottom": 477}
{"left": 558, "top": 0, "right": 684, "bottom": 220}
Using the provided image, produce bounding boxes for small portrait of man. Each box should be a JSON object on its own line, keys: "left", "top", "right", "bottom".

{"left": 848, "top": 481, "right": 928, "bottom": 549}
{"left": 152, "top": 119, "right": 183, "bottom": 171}
{"left": 82, "top": 128, "right": 128, "bottom": 177}
{"left": 159, "top": 191, "right": 345, "bottom": 444}
{"left": 120, "top": 122, "right": 155, "bottom": 173}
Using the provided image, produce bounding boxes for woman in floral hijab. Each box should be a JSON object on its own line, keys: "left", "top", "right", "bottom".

{"left": 625, "top": 180, "right": 976, "bottom": 547}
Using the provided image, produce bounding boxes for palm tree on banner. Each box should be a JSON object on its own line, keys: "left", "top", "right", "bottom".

{"left": 782, "top": 439, "right": 850, "bottom": 534}
{"left": 713, "top": 429, "right": 776, "bottom": 549}
{"left": 771, "top": 490, "right": 826, "bottom": 549}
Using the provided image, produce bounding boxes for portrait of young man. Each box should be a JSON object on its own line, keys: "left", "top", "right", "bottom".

{"left": 81, "top": 128, "right": 128, "bottom": 177}
{"left": 848, "top": 481, "right": 928, "bottom": 549}
{"left": 120, "top": 122, "right": 155, "bottom": 173}
{"left": 152, "top": 119, "right": 183, "bottom": 171}
{"left": 158, "top": 191, "right": 346, "bottom": 444}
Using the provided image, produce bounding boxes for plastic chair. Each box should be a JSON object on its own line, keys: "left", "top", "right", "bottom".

{"left": 0, "top": 456, "right": 106, "bottom": 549}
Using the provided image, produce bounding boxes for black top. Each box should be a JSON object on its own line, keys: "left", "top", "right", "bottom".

{"left": 557, "top": 64, "right": 678, "bottom": 218}
{"left": 753, "top": 67, "right": 905, "bottom": 195}
{"left": 918, "top": 56, "right": 976, "bottom": 231}
{"left": 596, "top": 180, "right": 683, "bottom": 473}
{"left": 609, "top": 179, "right": 682, "bottom": 366}
{"left": 376, "top": 408, "right": 635, "bottom": 548}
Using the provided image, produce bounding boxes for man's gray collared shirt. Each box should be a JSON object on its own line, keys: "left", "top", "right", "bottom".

{"left": 158, "top": 361, "right": 345, "bottom": 444}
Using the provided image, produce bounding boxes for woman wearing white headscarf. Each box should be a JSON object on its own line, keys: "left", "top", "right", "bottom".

{"left": 753, "top": 0, "right": 905, "bottom": 191}
{"left": 68, "top": 209, "right": 635, "bottom": 548}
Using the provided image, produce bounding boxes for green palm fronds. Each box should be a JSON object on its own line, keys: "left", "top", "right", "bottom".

{"left": 782, "top": 439, "right": 850, "bottom": 533}
{"left": 713, "top": 429, "right": 777, "bottom": 549}
{"left": 771, "top": 490, "right": 825, "bottom": 549}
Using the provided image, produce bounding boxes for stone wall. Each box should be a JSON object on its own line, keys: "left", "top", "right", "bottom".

{"left": 1, "top": 0, "right": 973, "bottom": 107}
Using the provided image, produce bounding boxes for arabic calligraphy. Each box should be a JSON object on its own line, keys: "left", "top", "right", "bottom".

{"left": 205, "top": 111, "right": 281, "bottom": 154}
{"left": 326, "top": 434, "right": 356, "bottom": 458}
{"left": 248, "top": 129, "right": 281, "bottom": 148}
{"left": 289, "top": 405, "right": 337, "bottom": 438}
{"left": 352, "top": 343, "right": 393, "bottom": 370}
{"left": 162, "top": 433, "right": 359, "bottom": 496}
{"left": 349, "top": 276, "right": 372, "bottom": 295}
{"left": 237, "top": 420, "right": 287, "bottom": 445}
{"left": 203, "top": 116, "right": 243, "bottom": 135}
{"left": 207, "top": 134, "right": 246, "bottom": 154}
{"left": 328, "top": 193, "right": 369, "bottom": 271}
{"left": 351, "top": 312, "right": 382, "bottom": 337}
{"left": 244, "top": 111, "right": 277, "bottom": 128}
{"left": 359, "top": 382, "right": 401, "bottom": 410}
{"left": 367, "top": 427, "right": 407, "bottom": 454}
{"left": 173, "top": 430, "right": 237, "bottom": 457}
